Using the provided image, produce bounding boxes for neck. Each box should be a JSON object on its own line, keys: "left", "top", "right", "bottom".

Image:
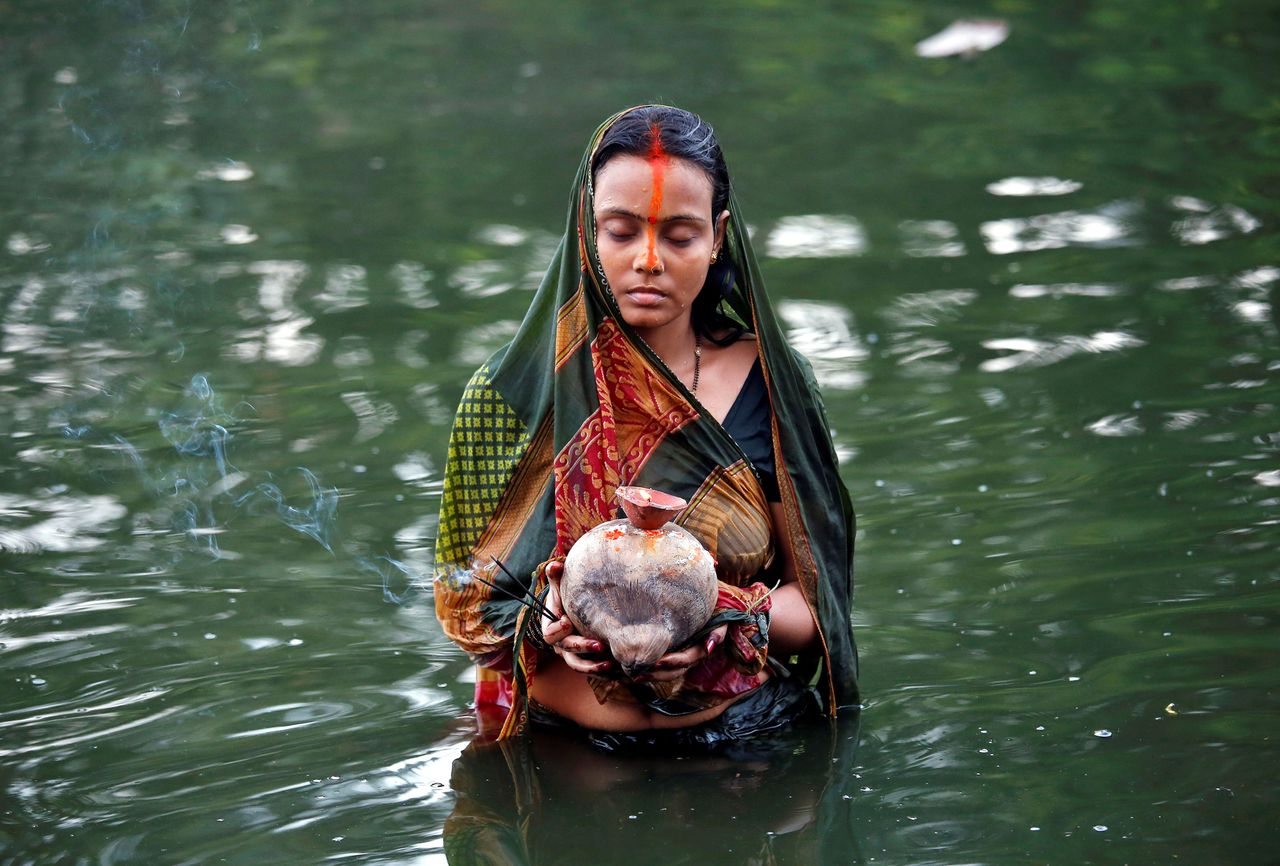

{"left": 634, "top": 320, "right": 698, "bottom": 380}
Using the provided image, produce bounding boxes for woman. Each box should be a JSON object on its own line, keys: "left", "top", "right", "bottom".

{"left": 433, "top": 105, "right": 858, "bottom": 743}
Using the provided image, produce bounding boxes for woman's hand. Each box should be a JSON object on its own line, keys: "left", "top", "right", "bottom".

{"left": 542, "top": 561, "right": 613, "bottom": 674}
{"left": 637, "top": 624, "right": 729, "bottom": 682}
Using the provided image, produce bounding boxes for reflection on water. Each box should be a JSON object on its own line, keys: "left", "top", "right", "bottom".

{"left": 2, "top": 0, "right": 1277, "bottom": 863}
{"left": 444, "top": 717, "right": 862, "bottom": 866}
{"left": 765, "top": 215, "right": 869, "bottom": 259}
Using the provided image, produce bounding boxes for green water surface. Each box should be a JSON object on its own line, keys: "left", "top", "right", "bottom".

{"left": 2, "top": 2, "right": 1277, "bottom": 863}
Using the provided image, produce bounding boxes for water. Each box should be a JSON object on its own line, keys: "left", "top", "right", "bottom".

{"left": 2, "top": 2, "right": 1277, "bottom": 863}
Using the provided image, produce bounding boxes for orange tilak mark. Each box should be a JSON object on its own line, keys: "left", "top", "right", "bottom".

{"left": 644, "top": 123, "right": 668, "bottom": 270}
{"left": 604, "top": 528, "right": 625, "bottom": 541}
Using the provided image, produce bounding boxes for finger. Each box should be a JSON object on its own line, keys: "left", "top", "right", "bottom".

{"left": 704, "top": 627, "right": 725, "bottom": 656}
{"left": 544, "top": 580, "right": 565, "bottom": 618}
{"left": 542, "top": 616, "right": 573, "bottom": 645}
{"left": 559, "top": 650, "right": 612, "bottom": 674}
{"left": 654, "top": 648, "right": 699, "bottom": 669}
{"left": 559, "top": 635, "right": 604, "bottom": 654}
{"left": 545, "top": 560, "right": 564, "bottom": 580}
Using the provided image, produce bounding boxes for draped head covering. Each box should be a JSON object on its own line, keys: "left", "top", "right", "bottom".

{"left": 434, "top": 105, "right": 858, "bottom": 738}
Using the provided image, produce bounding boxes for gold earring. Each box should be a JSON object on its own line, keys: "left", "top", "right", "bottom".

{"left": 710, "top": 249, "right": 719, "bottom": 264}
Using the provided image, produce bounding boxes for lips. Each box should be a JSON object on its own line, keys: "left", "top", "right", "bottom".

{"left": 624, "top": 285, "right": 667, "bottom": 306}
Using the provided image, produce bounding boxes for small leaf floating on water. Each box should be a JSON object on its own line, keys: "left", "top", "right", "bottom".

{"left": 1164, "top": 702, "right": 1178, "bottom": 716}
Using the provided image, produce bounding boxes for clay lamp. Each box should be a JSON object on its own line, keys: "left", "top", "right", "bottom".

{"left": 615, "top": 486, "right": 686, "bottom": 530}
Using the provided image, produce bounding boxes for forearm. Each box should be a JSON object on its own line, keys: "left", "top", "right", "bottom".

{"left": 767, "top": 582, "right": 818, "bottom": 657}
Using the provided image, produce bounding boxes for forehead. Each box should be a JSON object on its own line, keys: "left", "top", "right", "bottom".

{"left": 593, "top": 154, "right": 714, "bottom": 215}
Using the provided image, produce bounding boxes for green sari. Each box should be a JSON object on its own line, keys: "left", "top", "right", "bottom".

{"left": 433, "top": 106, "right": 858, "bottom": 738}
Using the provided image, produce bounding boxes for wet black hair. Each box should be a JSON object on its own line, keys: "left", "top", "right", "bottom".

{"left": 591, "top": 106, "right": 744, "bottom": 345}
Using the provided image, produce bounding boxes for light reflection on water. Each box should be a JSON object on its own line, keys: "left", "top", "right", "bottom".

{"left": 2, "top": 1, "right": 1278, "bottom": 863}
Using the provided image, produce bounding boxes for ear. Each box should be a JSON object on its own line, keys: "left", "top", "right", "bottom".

{"left": 713, "top": 209, "right": 730, "bottom": 256}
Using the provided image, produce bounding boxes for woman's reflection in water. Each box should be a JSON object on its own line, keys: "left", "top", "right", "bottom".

{"left": 443, "top": 714, "right": 862, "bottom": 866}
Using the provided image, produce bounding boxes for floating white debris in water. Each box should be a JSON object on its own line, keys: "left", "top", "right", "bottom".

{"left": 1254, "top": 470, "right": 1280, "bottom": 488}
{"left": 1068, "top": 676, "right": 1081, "bottom": 682}
{"left": 1036, "top": 726, "right": 1045, "bottom": 731}
{"left": 204, "top": 633, "right": 216, "bottom": 640}
{"left": 1029, "top": 670, "right": 1037, "bottom": 675}
{"left": 6, "top": 232, "right": 51, "bottom": 255}
{"left": 951, "top": 538, "right": 962, "bottom": 545}
{"left": 915, "top": 19, "right": 1009, "bottom": 58}
{"left": 220, "top": 224, "right": 258, "bottom": 245}
{"left": 31, "top": 676, "right": 47, "bottom": 686}
{"left": 1094, "top": 825, "right": 1108, "bottom": 832}
{"left": 197, "top": 160, "right": 254, "bottom": 182}
{"left": 1164, "top": 703, "right": 1178, "bottom": 716}
{"left": 55, "top": 67, "right": 79, "bottom": 84}
{"left": 978, "top": 484, "right": 989, "bottom": 492}
{"left": 1093, "top": 729, "right": 1112, "bottom": 738}
{"left": 288, "top": 638, "right": 304, "bottom": 646}
{"left": 1030, "top": 826, "right": 1041, "bottom": 831}
{"left": 987, "top": 176, "right": 1082, "bottom": 197}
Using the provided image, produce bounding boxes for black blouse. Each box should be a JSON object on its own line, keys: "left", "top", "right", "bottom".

{"left": 720, "top": 359, "right": 780, "bottom": 501}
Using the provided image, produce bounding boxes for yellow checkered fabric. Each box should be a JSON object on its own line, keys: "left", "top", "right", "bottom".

{"left": 434, "top": 365, "right": 531, "bottom": 570}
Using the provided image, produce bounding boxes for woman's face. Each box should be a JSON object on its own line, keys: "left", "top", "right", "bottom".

{"left": 593, "top": 153, "right": 728, "bottom": 337}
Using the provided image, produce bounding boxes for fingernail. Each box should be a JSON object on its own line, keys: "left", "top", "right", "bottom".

{"left": 704, "top": 635, "right": 719, "bottom": 655}
{"left": 589, "top": 640, "right": 604, "bottom": 652}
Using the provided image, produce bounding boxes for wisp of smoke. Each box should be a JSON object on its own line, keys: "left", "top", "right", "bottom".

{"left": 359, "top": 555, "right": 426, "bottom": 605}
{"left": 235, "top": 468, "right": 338, "bottom": 552}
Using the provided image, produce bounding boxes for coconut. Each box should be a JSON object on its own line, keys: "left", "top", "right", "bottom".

{"left": 559, "top": 487, "right": 718, "bottom": 678}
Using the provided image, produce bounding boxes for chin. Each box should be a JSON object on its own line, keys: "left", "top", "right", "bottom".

{"left": 618, "top": 307, "right": 678, "bottom": 333}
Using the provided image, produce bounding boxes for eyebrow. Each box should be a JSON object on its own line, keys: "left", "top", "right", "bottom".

{"left": 596, "top": 206, "right": 708, "bottom": 225}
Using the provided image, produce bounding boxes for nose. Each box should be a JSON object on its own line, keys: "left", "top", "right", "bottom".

{"left": 634, "top": 241, "right": 663, "bottom": 274}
